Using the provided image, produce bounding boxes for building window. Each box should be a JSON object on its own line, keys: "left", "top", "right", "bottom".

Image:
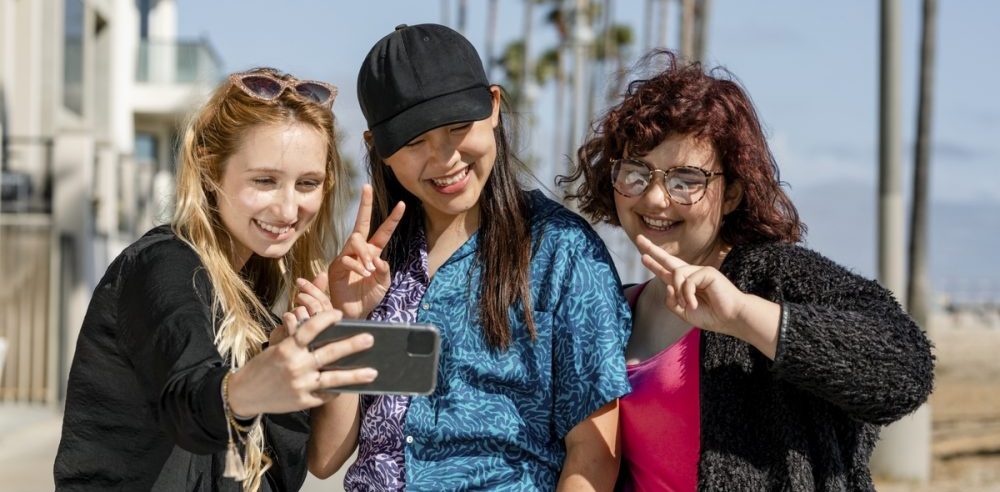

{"left": 63, "top": 0, "right": 85, "bottom": 115}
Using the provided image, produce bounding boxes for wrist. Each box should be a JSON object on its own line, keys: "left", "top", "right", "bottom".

{"left": 733, "top": 295, "right": 781, "bottom": 360}
{"left": 225, "top": 369, "right": 258, "bottom": 418}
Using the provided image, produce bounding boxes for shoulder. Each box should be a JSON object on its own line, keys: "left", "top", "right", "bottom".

{"left": 118, "top": 226, "right": 208, "bottom": 289}
{"left": 525, "top": 190, "right": 603, "bottom": 249}
{"left": 726, "top": 242, "right": 856, "bottom": 274}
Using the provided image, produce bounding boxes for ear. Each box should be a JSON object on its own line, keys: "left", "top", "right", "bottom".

{"left": 722, "top": 179, "right": 743, "bottom": 215}
{"left": 488, "top": 86, "right": 502, "bottom": 129}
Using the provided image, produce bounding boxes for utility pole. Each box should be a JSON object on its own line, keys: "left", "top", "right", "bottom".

{"left": 870, "top": 0, "right": 932, "bottom": 482}
{"left": 679, "top": 0, "right": 694, "bottom": 60}
{"left": 569, "top": 0, "right": 592, "bottom": 168}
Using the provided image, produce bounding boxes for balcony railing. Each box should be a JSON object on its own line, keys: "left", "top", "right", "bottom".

{"left": 136, "top": 39, "right": 222, "bottom": 85}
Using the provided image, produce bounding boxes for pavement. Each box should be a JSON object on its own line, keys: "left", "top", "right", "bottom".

{"left": 0, "top": 404, "right": 352, "bottom": 492}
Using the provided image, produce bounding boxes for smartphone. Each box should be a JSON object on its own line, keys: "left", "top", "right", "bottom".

{"left": 308, "top": 319, "right": 440, "bottom": 395}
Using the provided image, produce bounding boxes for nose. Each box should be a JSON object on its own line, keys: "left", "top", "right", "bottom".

{"left": 427, "top": 129, "right": 461, "bottom": 168}
{"left": 641, "top": 171, "right": 672, "bottom": 207}
{"left": 273, "top": 185, "right": 298, "bottom": 223}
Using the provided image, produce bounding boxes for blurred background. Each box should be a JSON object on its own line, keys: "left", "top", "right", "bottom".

{"left": 1, "top": 1, "right": 997, "bottom": 490}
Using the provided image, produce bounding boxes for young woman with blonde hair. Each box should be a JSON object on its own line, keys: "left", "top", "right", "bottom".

{"left": 55, "top": 68, "right": 377, "bottom": 491}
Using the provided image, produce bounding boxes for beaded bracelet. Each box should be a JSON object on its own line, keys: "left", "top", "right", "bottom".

{"left": 220, "top": 369, "right": 261, "bottom": 481}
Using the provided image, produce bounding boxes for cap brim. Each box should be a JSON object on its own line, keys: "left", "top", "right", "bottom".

{"left": 370, "top": 86, "right": 493, "bottom": 159}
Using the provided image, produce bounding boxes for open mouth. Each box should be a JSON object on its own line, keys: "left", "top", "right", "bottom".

{"left": 254, "top": 219, "right": 294, "bottom": 236}
{"left": 640, "top": 215, "right": 680, "bottom": 231}
{"left": 430, "top": 166, "right": 470, "bottom": 188}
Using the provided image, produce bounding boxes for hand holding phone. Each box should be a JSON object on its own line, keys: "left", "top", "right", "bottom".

{"left": 309, "top": 319, "right": 440, "bottom": 395}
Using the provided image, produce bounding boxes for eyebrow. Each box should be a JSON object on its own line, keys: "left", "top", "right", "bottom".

{"left": 243, "top": 166, "right": 325, "bottom": 178}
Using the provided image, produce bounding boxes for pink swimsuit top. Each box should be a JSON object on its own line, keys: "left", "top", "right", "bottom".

{"left": 619, "top": 281, "right": 701, "bottom": 492}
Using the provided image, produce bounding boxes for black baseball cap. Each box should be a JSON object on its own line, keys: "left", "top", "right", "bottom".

{"left": 357, "top": 23, "right": 493, "bottom": 159}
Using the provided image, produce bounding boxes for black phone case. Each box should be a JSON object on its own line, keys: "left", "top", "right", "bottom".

{"left": 308, "top": 320, "right": 440, "bottom": 395}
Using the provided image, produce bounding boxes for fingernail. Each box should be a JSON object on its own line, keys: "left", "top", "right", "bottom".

{"left": 362, "top": 269, "right": 372, "bottom": 277}
{"left": 366, "top": 261, "right": 376, "bottom": 271}
{"left": 296, "top": 278, "right": 307, "bottom": 286}
{"left": 362, "top": 369, "right": 378, "bottom": 380}
{"left": 359, "top": 334, "right": 374, "bottom": 347}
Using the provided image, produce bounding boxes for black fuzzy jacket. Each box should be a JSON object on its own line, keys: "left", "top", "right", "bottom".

{"left": 694, "top": 242, "right": 934, "bottom": 491}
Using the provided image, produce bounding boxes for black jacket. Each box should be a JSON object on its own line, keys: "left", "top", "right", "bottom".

{"left": 696, "top": 242, "right": 934, "bottom": 491}
{"left": 54, "top": 226, "right": 309, "bottom": 491}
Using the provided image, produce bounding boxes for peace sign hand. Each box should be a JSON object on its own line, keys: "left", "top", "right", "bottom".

{"left": 636, "top": 235, "right": 749, "bottom": 337}
{"left": 328, "top": 184, "right": 405, "bottom": 319}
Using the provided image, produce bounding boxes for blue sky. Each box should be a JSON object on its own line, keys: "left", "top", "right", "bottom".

{"left": 178, "top": 0, "right": 998, "bottom": 204}
{"left": 177, "top": 1, "right": 999, "bottom": 291}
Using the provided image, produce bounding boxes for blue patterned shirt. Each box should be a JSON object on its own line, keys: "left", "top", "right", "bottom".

{"left": 351, "top": 191, "right": 631, "bottom": 491}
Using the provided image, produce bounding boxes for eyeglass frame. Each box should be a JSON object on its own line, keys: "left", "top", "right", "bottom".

{"left": 610, "top": 158, "right": 725, "bottom": 205}
{"left": 228, "top": 70, "right": 338, "bottom": 107}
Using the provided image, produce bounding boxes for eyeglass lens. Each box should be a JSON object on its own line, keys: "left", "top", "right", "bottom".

{"left": 294, "top": 83, "right": 332, "bottom": 104}
{"left": 613, "top": 161, "right": 710, "bottom": 204}
{"left": 241, "top": 76, "right": 283, "bottom": 99}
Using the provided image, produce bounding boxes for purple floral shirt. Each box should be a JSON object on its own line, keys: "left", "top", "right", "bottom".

{"left": 343, "top": 230, "right": 429, "bottom": 491}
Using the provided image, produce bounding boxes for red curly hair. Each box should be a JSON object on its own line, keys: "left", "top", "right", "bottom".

{"left": 562, "top": 51, "right": 804, "bottom": 246}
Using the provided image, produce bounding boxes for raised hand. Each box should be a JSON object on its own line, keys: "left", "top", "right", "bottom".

{"left": 327, "top": 184, "right": 405, "bottom": 319}
{"left": 635, "top": 234, "right": 781, "bottom": 358}
{"left": 635, "top": 234, "right": 748, "bottom": 336}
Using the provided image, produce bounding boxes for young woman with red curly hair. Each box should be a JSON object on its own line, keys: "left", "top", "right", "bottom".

{"left": 563, "top": 52, "right": 934, "bottom": 491}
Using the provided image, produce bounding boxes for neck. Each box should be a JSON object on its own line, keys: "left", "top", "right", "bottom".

{"left": 690, "top": 240, "right": 732, "bottom": 270}
{"left": 424, "top": 205, "right": 481, "bottom": 251}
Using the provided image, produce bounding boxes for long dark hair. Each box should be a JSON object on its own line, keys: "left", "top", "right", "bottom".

{"left": 367, "top": 92, "right": 536, "bottom": 351}
{"left": 563, "top": 51, "right": 804, "bottom": 246}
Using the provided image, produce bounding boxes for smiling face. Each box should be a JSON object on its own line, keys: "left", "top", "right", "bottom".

{"left": 216, "top": 121, "right": 328, "bottom": 267}
{"left": 614, "top": 133, "right": 742, "bottom": 267}
{"left": 381, "top": 87, "right": 501, "bottom": 230}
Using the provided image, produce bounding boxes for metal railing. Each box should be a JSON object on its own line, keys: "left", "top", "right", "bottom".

{"left": 136, "top": 38, "right": 222, "bottom": 85}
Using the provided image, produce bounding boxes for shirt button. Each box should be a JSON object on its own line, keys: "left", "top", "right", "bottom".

{"left": 421, "top": 303, "right": 430, "bottom": 310}
{"left": 405, "top": 435, "right": 414, "bottom": 444}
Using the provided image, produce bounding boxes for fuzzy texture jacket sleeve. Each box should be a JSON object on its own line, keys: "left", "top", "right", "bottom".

{"left": 724, "top": 242, "right": 935, "bottom": 425}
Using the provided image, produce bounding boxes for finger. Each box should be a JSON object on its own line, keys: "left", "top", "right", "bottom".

{"left": 282, "top": 312, "right": 298, "bottom": 337}
{"left": 318, "top": 367, "right": 379, "bottom": 391}
{"left": 665, "top": 283, "right": 682, "bottom": 311}
{"left": 367, "top": 201, "right": 406, "bottom": 252}
{"left": 348, "top": 233, "right": 376, "bottom": 272}
{"left": 313, "top": 332, "right": 375, "bottom": 367}
{"left": 334, "top": 255, "right": 372, "bottom": 279}
{"left": 295, "top": 292, "right": 324, "bottom": 316}
{"left": 294, "top": 306, "right": 310, "bottom": 324}
{"left": 641, "top": 254, "right": 673, "bottom": 282}
{"left": 292, "top": 310, "right": 343, "bottom": 345}
{"left": 636, "top": 235, "right": 689, "bottom": 271}
{"left": 351, "top": 184, "right": 374, "bottom": 237}
{"left": 296, "top": 277, "right": 332, "bottom": 309}
{"left": 671, "top": 268, "right": 690, "bottom": 310}
{"left": 682, "top": 274, "right": 699, "bottom": 310}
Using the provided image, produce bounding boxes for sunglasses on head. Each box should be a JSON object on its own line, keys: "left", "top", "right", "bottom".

{"left": 229, "top": 70, "right": 338, "bottom": 107}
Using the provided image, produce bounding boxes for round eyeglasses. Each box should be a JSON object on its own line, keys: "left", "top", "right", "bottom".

{"left": 610, "top": 158, "right": 724, "bottom": 205}
{"left": 229, "top": 71, "right": 338, "bottom": 107}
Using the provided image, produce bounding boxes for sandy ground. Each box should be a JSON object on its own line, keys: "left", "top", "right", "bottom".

{"left": 877, "top": 319, "right": 1000, "bottom": 492}
{"left": 2, "top": 316, "right": 998, "bottom": 491}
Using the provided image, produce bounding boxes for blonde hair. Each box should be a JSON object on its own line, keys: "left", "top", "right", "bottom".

{"left": 172, "top": 67, "right": 345, "bottom": 491}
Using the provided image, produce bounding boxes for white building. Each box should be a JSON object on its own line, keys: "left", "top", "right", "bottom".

{"left": 0, "top": 0, "right": 220, "bottom": 404}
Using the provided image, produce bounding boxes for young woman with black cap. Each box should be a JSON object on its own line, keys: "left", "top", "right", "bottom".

{"left": 308, "top": 24, "right": 631, "bottom": 490}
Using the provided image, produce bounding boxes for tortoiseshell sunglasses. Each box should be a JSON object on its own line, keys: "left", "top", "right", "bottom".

{"left": 229, "top": 70, "right": 338, "bottom": 107}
